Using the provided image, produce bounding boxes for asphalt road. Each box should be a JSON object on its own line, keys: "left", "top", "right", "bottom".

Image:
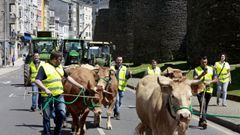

{"left": 0, "top": 68, "right": 239, "bottom": 135}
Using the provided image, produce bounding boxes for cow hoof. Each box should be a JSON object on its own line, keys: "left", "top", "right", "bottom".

{"left": 202, "top": 124, "right": 207, "bottom": 130}
{"left": 62, "top": 121, "right": 67, "bottom": 128}
{"left": 199, "top": 121, "right": 207, "bottom": 130}
{"left": 106, "top": 125, "right": 112, "bottom": 130}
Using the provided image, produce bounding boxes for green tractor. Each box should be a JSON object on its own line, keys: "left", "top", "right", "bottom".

{"left": 86, "top": 41, "right": 114, "bottom": 67}
{"left": 61, "top": 38, "right": 87, "bottom": 66}
{"left": 23, "top": 31, "right": 59, "bottom": 86}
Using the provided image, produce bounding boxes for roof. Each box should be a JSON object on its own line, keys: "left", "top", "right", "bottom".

{"left": 88, "top": 41, "right": 111, "bottom": 45}
{"left": 32, "top": 37, "right": 57, "bottom": 41}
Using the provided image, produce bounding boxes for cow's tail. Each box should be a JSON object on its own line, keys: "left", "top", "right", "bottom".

{"left": 135, "top": 122, "right": 146, "bottom": 135}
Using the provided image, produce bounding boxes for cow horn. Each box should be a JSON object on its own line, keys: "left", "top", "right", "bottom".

{"left": 103, "top": 90, "right": 112, "bottom": 95}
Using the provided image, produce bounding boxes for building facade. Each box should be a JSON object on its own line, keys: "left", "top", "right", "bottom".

{"left": 79, "top": 5, "right": 93, "bottom": 40}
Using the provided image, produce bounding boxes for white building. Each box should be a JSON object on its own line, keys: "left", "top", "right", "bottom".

{"left": 59, "top": 23, "right": 69, "bottom": 39}
{"left": 79, "top": 5, "right": 93, "bottom": 40}
{"left": 18, "top": 0, "right": 38, "bottom": 35}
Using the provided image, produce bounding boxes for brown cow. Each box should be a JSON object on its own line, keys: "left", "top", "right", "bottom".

{"left": 92, "top": 66, "right": 118, "bottom": 130}
{"left": 63, "top": 66, "right": 103, "bottom": 135}
{"left": 135, "top": 75, "right": 204, "bottom": 135}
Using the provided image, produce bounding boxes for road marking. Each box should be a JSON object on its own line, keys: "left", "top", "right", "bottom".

{"left": 24, "top": 89, "right": 27, "bottom": 100}
{"left": 192, "top": 116, "right": 237, "bottom": 135}
{"left": 97, "top": 128, "right": 105, "bottom": 135}
{"left": 2, "top": 81, "right": 11, "bottom": 84}
{"left": 9, "top": 93, "right": 14, "bottom": 98}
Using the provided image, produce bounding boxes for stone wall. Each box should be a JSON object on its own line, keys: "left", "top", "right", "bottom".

{"left": 93, "top": 0, "right": 188, "bottom": 64}
{"left": 187, "top": 0, "right": 240, "bottom": 66}
{"left": 93, "top": 9, "right": 110, "bottom": 41}
{"left": 132, "top": 0, "right": 187, "bottom": 64}
{"left": 108, "top": 0, "right": 134, "bottom": 62}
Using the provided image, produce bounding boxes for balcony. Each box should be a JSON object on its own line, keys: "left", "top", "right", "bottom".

{"left": 9, "top": 0, "right": 16, "bottom": 5}
{"left": 18, "top": 5, "right": 23, "bottom": 10}
{"left": 69, "top": 9, "right": 73, "bottom": 14}
{"left": 9, "top": 13, "right": 16, "bottom": 24}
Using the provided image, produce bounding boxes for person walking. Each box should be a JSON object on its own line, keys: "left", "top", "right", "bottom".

{"left": 111, "top": 56, "right": 131, "bottom": 120}
{"left": 193, "top": 56, "right": 217, "bottom": 129}
{"left": 30, "top": 53, "right": 44, "bottom": 112}
{"left": 144, "top": 59, "right": 161, "bottom": 76}
{"left": 35, "top": 51, "right": 84, "bottom": 135}
{"left": 12, "top": 55, "right": 15, "bottom": 66}
{"left": 214, "top": 53, "right": 231, "bottom": 107}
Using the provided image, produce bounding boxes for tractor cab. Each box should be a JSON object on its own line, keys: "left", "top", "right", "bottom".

{"left": 87, "top": 41, "right": 112, "bottom": 67}
{"left": 62, "top": 39, "right": 86, "bottom": 66}
{"left": 32, "top": 31, "right": 58, "bottom": 61}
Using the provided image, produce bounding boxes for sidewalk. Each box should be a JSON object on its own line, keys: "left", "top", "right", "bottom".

{"left": 127, "top": 78, "right": 240, "bottom": 133}
{"left": 0, "top": 58, "right": 24, "bottom": 76}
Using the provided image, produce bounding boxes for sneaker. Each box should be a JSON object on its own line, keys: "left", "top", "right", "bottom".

{"left": 222, "top": 104, "right": 227, "bottom": 107}
{"left": 198, "top": 120, "right": 207, "bottom": 129}
{"left": 115, "top": 113, "right": 120, "bottom": 120}
{"left": 30, "top": 107, "right": 37, "bottom": 112}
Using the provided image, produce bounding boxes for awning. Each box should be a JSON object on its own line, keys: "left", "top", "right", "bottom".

{"left": 21, "top": 33, "right": 32, "bottom": 42}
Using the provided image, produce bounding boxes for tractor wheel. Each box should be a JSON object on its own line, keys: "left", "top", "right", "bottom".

{"left": 24, "top": 64, "right": 31, "bottom": 86}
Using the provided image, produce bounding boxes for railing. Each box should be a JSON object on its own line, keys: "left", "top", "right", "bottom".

{"left": 9, "top": 0, "right": 16, "bottom": 5}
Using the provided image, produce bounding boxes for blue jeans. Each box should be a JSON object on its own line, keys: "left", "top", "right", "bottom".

{"left": 114, "top": 90, "right": 125, "bottom": 113}
{"left": 217, "top": 81, "right": 229, "bottom": 105}
{"left": 41, "top": 95, "right": 66, "bottom": 135}
{"left": 31, "top": 83, "right": 39, "bottom": 109}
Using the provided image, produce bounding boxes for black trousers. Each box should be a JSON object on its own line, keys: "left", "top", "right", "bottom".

{"left": 197, "top": 91, "right": 212, "bottom": 122}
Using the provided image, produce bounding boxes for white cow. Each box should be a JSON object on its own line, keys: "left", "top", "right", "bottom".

{"left": 136, "top": 75, "right": 204, "bottom": 135}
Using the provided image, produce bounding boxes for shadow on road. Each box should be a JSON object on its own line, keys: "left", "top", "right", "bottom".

{"left": 11, "top": 83, "right": 27, "bottom": 87}
{"left": 10, "top": 108, "right": 31, "bottom": 112}
{"left": 15, "top": 123, "right": 73, "bottom": 135}
{"left": 189, "top": 125, "right": 203, "bottom": 130}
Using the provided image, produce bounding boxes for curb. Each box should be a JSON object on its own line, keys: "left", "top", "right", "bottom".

{"left": 0, "top": 58, "right": 24, "bottom": 76}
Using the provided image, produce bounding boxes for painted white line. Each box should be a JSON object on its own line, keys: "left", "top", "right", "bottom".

{"left": 24, "top": 89, "right": 27, "bottom": 100}
{"left": 9, "top": 93, "right": 14, "bottom": 98}
{"left": 97, "top": 128, "right": 105, "bottom": 135}
{"left": 3, "top": 81, "right": 11, "bottom": 84}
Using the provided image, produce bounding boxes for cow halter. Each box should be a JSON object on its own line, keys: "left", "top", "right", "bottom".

{"left": 168, "top": 94, "right": 193, "bottom": 119}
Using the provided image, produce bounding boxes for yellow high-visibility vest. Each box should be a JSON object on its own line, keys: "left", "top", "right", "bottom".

{"left": 147, "top": 66, "right": 161, "bottom": 75}
{"left": 30, "top": 61, "right": 44, "bottom": 83}
{"left": 194, "top": 66, "right": 214, "bottom": 93}
{"left": 215, "top": 61, "right": 230, "bottom": 83}
{"left": 41, "top": 63, "right": 64, "bottom": 97}
{"left": 111, "top": 65, "right": 128, "bottom": 91}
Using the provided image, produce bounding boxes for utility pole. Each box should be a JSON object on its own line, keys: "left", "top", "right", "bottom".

{"left": 76, "top": 0, "right": 80, "bottom": 36}
{"left": 3, "top": 0, "right": 8, "bottom": 67}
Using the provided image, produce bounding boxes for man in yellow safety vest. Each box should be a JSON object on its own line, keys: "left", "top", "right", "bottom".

{"left": 214, "top": 53, "right": 231, "bottom": 106}
{"left": 144, "top": 59, "right": 161, "bottom": 76}
{"left": 30, "top": 52, "right": 44, "bottom": 112}
{"left": 193, "top": 56, "right": 217, "bottom": 129}
{"left": 35, "top": 51, "right": 84, "bottom": 135}
{"left": 111, "top": 56, "right": 131, "bottom": 120}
